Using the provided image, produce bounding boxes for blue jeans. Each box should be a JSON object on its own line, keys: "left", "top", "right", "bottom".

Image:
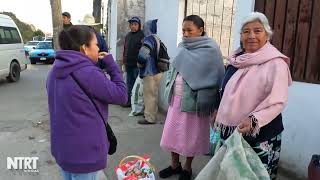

{"left": 60, "top": 169, "right": 98, "bottom": 180}
{"left": 126, "top": 66, "right": 139, "bottom": 103}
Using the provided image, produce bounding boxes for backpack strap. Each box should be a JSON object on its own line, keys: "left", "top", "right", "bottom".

{"left": 151, "top": 34, "right": 161, "bottom": 60}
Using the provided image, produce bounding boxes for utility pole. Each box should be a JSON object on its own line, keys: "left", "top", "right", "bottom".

{"left": 50, "top": 0, "right": 62, "bottom": 50}
{"left": 93, "top": 0, "right": 102, "bottom": 23}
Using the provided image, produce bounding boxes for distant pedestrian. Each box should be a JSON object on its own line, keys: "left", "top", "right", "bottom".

{"left": 62, "top": 12, "right": 72, "bottom": 30}
{"left": 79, "top": 14, "right": 108, "bottom": 53}
{"left": 79, "top": 14, "right": 109, "bottom": 69}
{"left": 160, "top": 15, "right": 225, "bottom": 180}
{"left": 122, "top": 16, "right": 145, "bottom": 107}
{"left": 136, "top": 19, "right": 163, "bottom": 125}
{"left": 47, "top": 25, "right": 127, "bottom": 180}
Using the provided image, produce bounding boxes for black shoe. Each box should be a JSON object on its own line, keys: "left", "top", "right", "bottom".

{"left": 138, "top": 119, "right": 156, "bottom": 125}
{"left": 159, "top": 164, "right": 182, "bottom": 178}
{"left": 179, "top": 170, "right": 192, "bottom": 180}
{"left": 132, "top": 112, "right": 144, "bottom": 116}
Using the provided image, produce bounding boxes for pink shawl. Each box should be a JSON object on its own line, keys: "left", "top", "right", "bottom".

{"left": 215, "top": 42, "right": 292, "bottom": 135}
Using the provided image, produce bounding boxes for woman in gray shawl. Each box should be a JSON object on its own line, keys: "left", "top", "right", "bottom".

{"left": 159, "top": 15, "right": 225, "bottom": 180}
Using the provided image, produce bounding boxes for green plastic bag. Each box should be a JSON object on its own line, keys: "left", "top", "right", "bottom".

{"left": 208, "top": 128, "right": 221, "bottom": 156}
{"left": 196, "top": 131, "right": 270, "bottom": 180}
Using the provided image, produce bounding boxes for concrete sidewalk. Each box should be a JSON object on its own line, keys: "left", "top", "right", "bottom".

{"left": 104, "top": 105, "right": 297, "bottom": 180}
{"left": 0, "top": 105, "right": 299, "bottom": 180}
{"left": 0, "top": 113, "right": 106, "bottom": 180}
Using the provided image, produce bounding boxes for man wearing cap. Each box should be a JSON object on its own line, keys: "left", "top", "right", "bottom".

{"left": 79, "top": 14, "right": 108, "bottom": 53}
{"left": 62, "top": 12, "right": 72, "bottom": 30}
{"left": 78, "top": 14, "right": 109, "bottom": 71}
{"left": 122, "top": 16, "right": 145, "bottom": 107}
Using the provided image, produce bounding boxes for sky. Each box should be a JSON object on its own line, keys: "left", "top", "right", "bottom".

{"left": 0, "top": 0, "right": 93, "bottom": 34}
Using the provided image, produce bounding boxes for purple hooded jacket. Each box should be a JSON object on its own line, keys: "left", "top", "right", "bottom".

{"left": 47, "top": 50, "right": 127, "bottom": 173}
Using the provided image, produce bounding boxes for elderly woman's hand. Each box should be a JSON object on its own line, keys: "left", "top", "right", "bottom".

{"left": 238, "top": 118, "right": 252, "bottom": 134}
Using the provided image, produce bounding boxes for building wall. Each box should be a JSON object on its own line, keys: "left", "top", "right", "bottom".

{"left": 186, "top": 0, "right": 236, "bottom": 58}
{"left": 108, "top": 0, "right": 118, "bottom": 57}
{"left": 145, "top": 0, "right": 185, "bottom": 58}
{"left": 281, "top": 82, "right": 320, "bottom": 178}
{"left": 231, "top": 0, "right": 255, "bottom": 51}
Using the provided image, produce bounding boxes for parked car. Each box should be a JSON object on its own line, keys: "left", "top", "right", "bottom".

{"left": 29, "top": 41, "right": 55, "bottom": 64}
{"left": 44, "top": 36, "right": 52, "bottom": 41}
{"left": 0, "top": 14, "right": 28, "bottom": 82}
{"left": 24, "top": 41, "right": 40, "bottom": 55}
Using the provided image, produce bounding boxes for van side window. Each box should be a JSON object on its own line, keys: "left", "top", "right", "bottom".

{"left": 0, "top": 28, "right": 5, "bottom": 44}
{"left": 10, "top": 28, "right": 21, "bottom": 43}
{"left": 0, "top": 26, "right": 22, "bottom": 44}
{"left": 4, "top": 29, "right": 12, "bottom": 43}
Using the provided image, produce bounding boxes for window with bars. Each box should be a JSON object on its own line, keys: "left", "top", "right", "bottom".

{"left": 185, "top": 0, "right": 236, "bottom": 59}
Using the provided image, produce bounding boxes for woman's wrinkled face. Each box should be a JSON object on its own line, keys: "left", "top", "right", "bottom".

{"left": 240, "top": 21, "right": 269, "bottom": 53}
{"left": 81, "top": 34, "right": 99, "bottom": 62}
{"left": 182, "top": 21, "right": 203, "bottom": 38}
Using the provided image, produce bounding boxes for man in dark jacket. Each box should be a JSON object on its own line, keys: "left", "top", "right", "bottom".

{"left": 122, "top": 16, "right": 145, "bottom": 107}
{"left": 62, "top": 12, "right": 73, "bottom": 30}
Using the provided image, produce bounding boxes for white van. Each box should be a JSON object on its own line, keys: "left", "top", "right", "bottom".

{"left": 0, "top": 14, "right": 28, "bottom": 82}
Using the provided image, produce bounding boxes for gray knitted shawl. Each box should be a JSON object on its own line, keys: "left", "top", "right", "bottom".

{"left": 172, "top": 35, "right": 225, "bottom": 115}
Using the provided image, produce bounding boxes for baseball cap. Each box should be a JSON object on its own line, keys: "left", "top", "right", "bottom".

{"left": 62, "top": 12, "right": 71, "bottom": 18}
{"left": 128, "top": 16, "right": 141, "bottom": 24}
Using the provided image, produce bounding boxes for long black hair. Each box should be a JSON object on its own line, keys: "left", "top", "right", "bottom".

{"left": 183, "top": 15, "right": 205, "bottom": 36}
{"left": 58, "top": 25, "right": 95, "bottom": 51}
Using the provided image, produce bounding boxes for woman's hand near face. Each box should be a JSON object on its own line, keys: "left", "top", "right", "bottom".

{"left": 98, "top": 52, "right": 109, "bottom": 59}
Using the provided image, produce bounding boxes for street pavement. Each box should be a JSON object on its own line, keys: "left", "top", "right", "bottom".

{"left": 0, "top": 64, "right": 295, "bottom": 180}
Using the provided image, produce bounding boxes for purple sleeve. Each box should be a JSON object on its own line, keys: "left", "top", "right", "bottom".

{"left": 87, "top": 54, "right": 128, "bottom": 105}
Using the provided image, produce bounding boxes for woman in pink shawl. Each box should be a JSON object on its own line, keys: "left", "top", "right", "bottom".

{"left": 213, "top": 12, "right": 292, "bottom": 180}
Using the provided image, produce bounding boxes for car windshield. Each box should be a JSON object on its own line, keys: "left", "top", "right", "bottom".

{"left": 36, "top": 42, "right": 53, "bottom": 49}
{"left": 26, "top": 41, "right": 39, "bottom": 46}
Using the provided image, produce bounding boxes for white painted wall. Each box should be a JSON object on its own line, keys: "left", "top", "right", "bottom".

{"left": 109, "top": 0, "right": 118, "bottom": 58}
{"left": 281, "top": 82, "right": 320, "bottom": 178}
{"left": 145, "top": 0, "right": 185, "bottom": 58}
{"left": 232, "top": 0, "right": 255, "bottom": 51}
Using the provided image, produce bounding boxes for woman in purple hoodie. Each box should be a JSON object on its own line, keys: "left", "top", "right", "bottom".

{"left": 47, "top": 25, "right": 127, "bottom": 180}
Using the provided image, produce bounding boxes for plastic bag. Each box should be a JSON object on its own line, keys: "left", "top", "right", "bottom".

{"left": 195, "top": 131, "right": 270, "bottom": 180}
{"left": 208, "top": 127, "right": 221, "bottom": 156}
{"left": 129, "top": 77, "right": 144, "bottom": 116}
{"left": 123, "top": 72, "right": 127, "bottom": 84}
